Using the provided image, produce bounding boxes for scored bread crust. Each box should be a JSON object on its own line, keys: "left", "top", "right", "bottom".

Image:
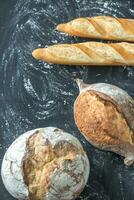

{"left": 1, "top": 127, "right": 89, "bottom": 200}
{"left": 77, "top": 82, "right": 134, "bottom": 132}
{"left": 74, "top": 91, "right": 134, "bottom": 165}
{"left": 57, "top": 16, "right": 134, "bottom": 41}
{"left": 74, "top": 80, "right": 134, "bottom": 166}
{"left": 74, "top": 90, "right": 133, "bottom": 143}
{"left": 32, "top": 42, "right": 134, "bottom": 66}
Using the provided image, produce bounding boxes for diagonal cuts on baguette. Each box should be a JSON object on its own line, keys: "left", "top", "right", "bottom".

{"left": 32, "top": 42, "right": 134, "bottom": 66}
{"left": 57, "top": 16, "right": 134, "bottom": 41}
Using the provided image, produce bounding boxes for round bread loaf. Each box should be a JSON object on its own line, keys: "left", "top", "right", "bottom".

{"left": 1, "top": 127, "right": 89, "bottom": 200}
{"left": 74, "top": 79, "right": 134, "bottom": 166}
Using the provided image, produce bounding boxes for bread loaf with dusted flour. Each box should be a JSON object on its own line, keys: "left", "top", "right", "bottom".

{"left": 1, "top": 127, "right": 89, "bottom": 200}
{"left": 32, "top": 42, "right": 134, "bottom": 66}
{"left": 57, "top": 16, "right": 134, "bottom": 41}
{"left": 74, "top": 79, "right": 134, "bottom": 166}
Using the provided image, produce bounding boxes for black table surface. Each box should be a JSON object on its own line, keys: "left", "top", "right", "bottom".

{"left": 0, "top": 0, "right": 134, "bottom": 199}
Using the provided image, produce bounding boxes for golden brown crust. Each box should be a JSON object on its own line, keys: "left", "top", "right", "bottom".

{"left": 57, "top": 16, "right": 134, "bottom": 41}
{"left": 74, "top": 91, "right": 133, "bottom": 150}
{"left": 32, "top": 42, "right": 134, "bottom": 66}
{"left": 23, "top": 132, "right": 78, "bottom": 200}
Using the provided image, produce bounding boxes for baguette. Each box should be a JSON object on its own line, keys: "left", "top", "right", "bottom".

{"left": 32, "top": 42, "right": 134, "bottom": 66}
{"left": 57, "top": 16, "right": 134, "bottom": 41}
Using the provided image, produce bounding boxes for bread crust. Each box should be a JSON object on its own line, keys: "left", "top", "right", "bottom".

{"left": 74, "top": 81, "right": 134, "bottom": 166}
{"left": 32, "top": 42, "right": 134, "bottom": 66}
{"left": 1, "top": 128, "right": 89, "bottom": 199}
{"left": 77, "top": 81, "right": 134, "bottom": 132}
{"left": 57, "top": 16, "right": 134, "bottom": 41}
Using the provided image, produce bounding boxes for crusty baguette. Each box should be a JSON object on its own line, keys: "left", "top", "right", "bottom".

{"left": 32, "top": 42, "right": 134, "bottom": 66}
{"left": 57, "top": 16, "right": 134, "bottom": 41}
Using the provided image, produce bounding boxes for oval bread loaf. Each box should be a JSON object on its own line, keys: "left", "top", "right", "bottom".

{"left": 74, "top": 79, "right": 134, "bottom": 166}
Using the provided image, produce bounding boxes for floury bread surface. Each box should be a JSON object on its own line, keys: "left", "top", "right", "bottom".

{"left": 74, "top": 79, "right": 134, "bottom": 166}
{"left": 32, "top": 42, "right": 134, "bottom": 66}
{"left": 1, "top": 127, "right": 89, "bottom": 200}
{"left": 57, "top": 16, "right": 134, "bottom": 41}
